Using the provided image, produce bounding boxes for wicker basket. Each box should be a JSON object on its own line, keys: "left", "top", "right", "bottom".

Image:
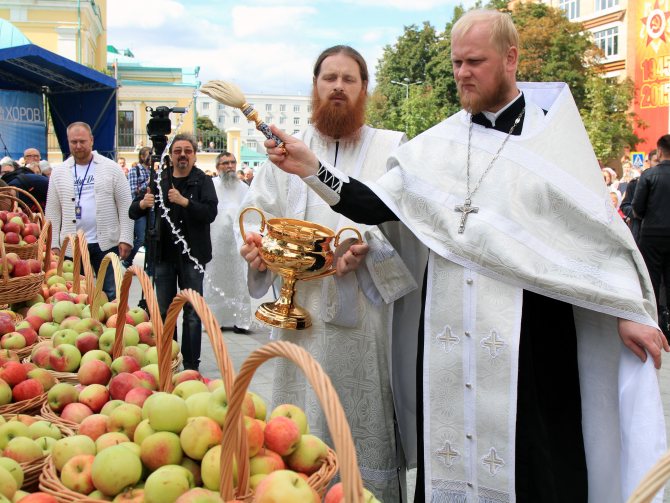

{"left": 0, "top": 220, "right": 50, "bottom": 306}
{"left": 0, "top": 186, "right": 45, "bottom": 260}
{"left": 53, "top": 233, "right": 89, "bottom": 298}
{"left": 219, "top": 340, "right": 365, "bottom": 502}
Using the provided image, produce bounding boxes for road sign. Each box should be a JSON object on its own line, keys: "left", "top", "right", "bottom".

{"left": 631, "top": 151, "right": 645, "bottom": 168}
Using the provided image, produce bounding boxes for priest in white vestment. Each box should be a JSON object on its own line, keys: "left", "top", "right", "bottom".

{"left": 205, "top": 152, "right": 251, "bottom": 332}
{"left": 240, "top": 46, "right": 425, "bottom": 502}
{"left": 257, "top": 11, "right": 669, "bottom": 503}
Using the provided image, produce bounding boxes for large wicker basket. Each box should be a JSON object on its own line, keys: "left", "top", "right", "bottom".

{"left": 219, "top": 340, "right": 366, "bottom": 502}
{"left": 0, "top": 220, "right": 50, "bottom": 306}
{"left": 0, "top": 186, "right": 45, "bottom": 260}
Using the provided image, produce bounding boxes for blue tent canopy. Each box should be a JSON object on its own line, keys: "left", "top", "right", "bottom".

{"left": 0, "top": 43, "right": 117, "bottom": 159}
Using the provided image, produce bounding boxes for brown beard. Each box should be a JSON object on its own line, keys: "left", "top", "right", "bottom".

{"left": 311, "top": 87, "right": 366, "bottom": 139}
{"left": 458, "top": 70, "right": 511, "bottom": 115}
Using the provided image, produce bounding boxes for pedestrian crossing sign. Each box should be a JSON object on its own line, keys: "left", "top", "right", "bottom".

{"left": 631, "top": 152, "right": 645, "bottom": 168}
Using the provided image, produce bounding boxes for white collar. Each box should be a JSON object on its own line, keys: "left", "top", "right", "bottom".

{"left": 481, "top": 91, "right": 523, "bottom": 127}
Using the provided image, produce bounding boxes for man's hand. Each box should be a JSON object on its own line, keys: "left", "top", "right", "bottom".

{"left": 264, "top": 125, "right": 320, "bottom": 178}
{"left": 618, "top": 318, "right": 669, "bottom": 369}
{"left": 335, "top": 242, "right": 369, "bottom": 276}
{"left": 139, "top": 188, "right": 155, "bottom": 210}
{"left": 118, "top": 243, "right": 132, "bottom": 260}
{"left": 240, "top": 232, "right": 266, "bottom": 272}
{"left": 168, "top": 188, "right": 189, "bottom": 207}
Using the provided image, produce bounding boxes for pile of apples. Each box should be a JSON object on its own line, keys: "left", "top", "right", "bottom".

{"left": 0, "top": 357, "right": 57, "bottom": 407}
{"left": 0, "top": 311, "right": 38, "bottom": 352}
{"left": 0, "top": 254, "right": 42, "bottom": 280}
{"left": 0, "top": 210, "right": 41, "bottom": 248}
{"left": 40, "top": 259, "right": 87, "bottom": 301}
{"left": 39, "top": 365, "right": 358, "bottom": 503}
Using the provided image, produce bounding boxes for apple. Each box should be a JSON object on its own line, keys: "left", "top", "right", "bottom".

{"left": 51, "top": 329, "right": 78, "bottom": 347}
{"left": 264, "top": 416, "right": 301, "bottom": 456}
{"left": 126, "top": 307, "right": 149, "bottom": 326}
{"left": 48, "top": 344, "right": 81, "bottom": 372}
{"left": 80, "top": 349, "right": 113, "bottom": 367}
{"left": 72, "top": 317, "right": 104, "bottom": 336}
{"left": 59, "top": 453, "right": 95, "bottom": 494}
{"left": 100, "top": 399, "right": 125, "bottom": 416}
{"left": 78, "top": 414, "right": 108, "bottom": 441}
{"left": 179, "top": 416, "right": 222, "bottom": 460}
{"left": 270, "top": 404, "right": 309, "bottom": 435}
{"left": 146, "top": 392, "right": 188, "bottom": 433}
{"left": 173, "top": 370, "right": 203, "bottom": 386}
{"left": 144, "top": 465, "right": 192, "bottom": 503}
{"left": 173, "top": 380, "right": 209, "bottom": 400}
{"left": 107, "top": 403, "right": 143, "bottom": 439}
{"left": 248, "top": 391, "right": 267, "bottom": 421}
{"left": 180, "top": 456, "right": 203, "bottom": 488}
{"left": 205, "top": 387, "right": 229, "bottom": 427}
{"left": 101, "top": 300, "right": 119, "bottom": 320}
{"left": 13, "top": 493, "right": 58, "bottom": 503}
{"left": 0, "top": 379, "right": 11, "bottom": 406}
{"left": 135, "top": 321, "right": 155, "bottom": 346}
{"left": 249, "top": 448, "right": 285, "bottom": 476}
{"left": 3, "top": 436, "right": 43, "bottom": 463}
{"left": 184, "top": 392, "right": 211, "bottom": 418}
{"left": 0, "top": 333, "right": 25, "bottom": 351}
{"left": 78, "top": 384, "right": 110, "bottom": 413}
{"left": 285, "top": 434, "right": 329, "bottom": 475}
{"left": 0, "top": 458, "right": 22, "bottom": 489}
{"left": 91, "top": 444, "right": 142, "bottom": 497}
{"left": 132, "top": 370, "right": 157, "bottom": 390}
{"left": 78, "top": 359, "right": 112, "bottom": 386}
{"left": 12, "top": 378, "right": 44, "bottom": 402}
{"left": 51, "top": 301, "right": 80, "bottom": 324}
{"left": 113, "top": 487, "right": 144, "bottom": 502}
{"left": 108, "top": 373, "right": 141, "bottom": 401}
{"left": 0, "top": 351, "right": 17, "bottom": 366}
{"left": 144, "top": 346, "right": 158, "bottom": 365}
{"left": 254, "top": 470, "right": 319, "bottom": 503}
{"left": 46, "top": 383, "right": 79, "bottom": 412}
{"left": 38, "top": 321, "right": 60, "bottom": 340}
{"left": 61, "top": 259, "right": 74, "bottom": 274}
{"left": 95, "top": 431, "right": 130, "bottom": 452}
{"left": 124, "top": 387, "right": 153, "bottom": 408}
{"left": 174, "top": 488, "right": 224, "bottom": 503}
{"left": 27, "top": 420, "right": 62, "bottom": 441}
{"left": 201, "top": 445, "right": 237, "bottom": 492}
{"left": 140, "top": 430, "right": 184, "bottom": 470}
{"left": 60, "top": 402, "right": 94, "bottom": 424}
{"left": 16, "top": 326, "right": 38, "bottom": 345}
{"left": 133, "top": 418, "right": 156, "bottom": 445}
{"left": 244, "top": 416, "right": 265, "bottom": 458}
{"left": 0, "top": 421, "right": 29, "bottom": 450}
{"left": 26, "top": 368, "right": 57, "bottom": 391}
{"left": 4, "top": 232, "right": 20, "bottom": 245}
{"left": 0, "top": 465, "right": 17, "bottom": 500}
{"left": 141, "top": 363, "right": 159, "bottom": 383}
{"left": 0, "top": 316, "right": 14, "bottom": 337}
{"left": 74, "top": 331, "right": 100, "bottom": 354}
{"left": 122, "top": 345, "right": 146, "bottom": 367}
{"left": 0, "top": 362, "right": 27, "bottom": 387}
{"left": 110, "top": 355, "right": 140, "bottom": 376}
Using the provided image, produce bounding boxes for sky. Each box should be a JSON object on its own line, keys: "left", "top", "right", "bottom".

{"left": 107, "top": 0, "right": 476, "bottom": 96}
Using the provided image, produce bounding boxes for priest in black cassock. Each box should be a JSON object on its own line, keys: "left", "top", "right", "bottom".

{"left": 252, "top": 9, "right": 668, "bottom": 503}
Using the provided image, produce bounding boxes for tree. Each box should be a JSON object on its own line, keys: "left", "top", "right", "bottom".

{"left": 196, "top": 116, "right": 218, "bottom": 132}
{"left": 195, "top": 115, "right": 226, "bottom": 150}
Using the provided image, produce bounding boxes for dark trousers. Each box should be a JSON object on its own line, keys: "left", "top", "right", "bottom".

{"left": 87, "top": 243, "right": 119, "bottom": 301}
{"left": 639, "top": 235, "right": 670, "bottom": 312}
{"left": 125, "top": 216, "right": 147, "bottom": 267}
{"left": 154, "top": 256, "right": 204, "bottom": 370}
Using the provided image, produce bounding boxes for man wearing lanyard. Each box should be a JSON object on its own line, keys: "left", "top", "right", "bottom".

{"left": 46, "top": 122, "right": 134, "bottom": 301}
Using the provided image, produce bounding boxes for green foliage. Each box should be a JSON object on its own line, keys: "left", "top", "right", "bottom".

{"left": 367, "top": 1, "right": 640, "bottom": 155}
{"left": 196, "top": 115, "right": 218, "bottom": 132}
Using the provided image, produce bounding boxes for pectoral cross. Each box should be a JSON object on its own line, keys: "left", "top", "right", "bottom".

{"left": 455, "top": 198, "right": 479, "bottom": 234}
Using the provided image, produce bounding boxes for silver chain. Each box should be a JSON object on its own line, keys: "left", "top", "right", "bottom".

{"left": 465, "top": 107, "right": 526, "bottom": 200}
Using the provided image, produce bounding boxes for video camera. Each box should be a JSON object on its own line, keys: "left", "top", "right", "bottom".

{"left": 146, "top": 106, "right": 187, "bottom": 138}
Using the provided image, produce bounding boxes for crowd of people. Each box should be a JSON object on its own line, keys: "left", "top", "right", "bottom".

{"left": 0, "top": 9, "right": 668, "bottom": 501}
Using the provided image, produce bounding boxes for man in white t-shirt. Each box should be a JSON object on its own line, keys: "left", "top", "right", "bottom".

{"left": 46, "top": 122, "right": 134, "bottom": 300}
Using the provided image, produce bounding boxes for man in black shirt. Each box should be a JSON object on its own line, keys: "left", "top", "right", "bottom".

{"left": 129, "top": 133, "right": 217, "bottom": 371}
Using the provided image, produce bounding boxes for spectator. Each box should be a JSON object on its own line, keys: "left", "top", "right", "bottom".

{"left": 242, "top": 166, "right": 254, "bottom": 185}
{"left": 0, "top": 157, "right": 49, "bottom": 212}
{"left": 46, "top": 121, "right": 133, "bottom": 301}
{"left": 118, "top": 157, "right": 128, "bottom": 177}
{"left": 23, "top": 148, "right": 42, "bottom": 174}
{"left": 124, "top": 147, "right": 152, "bottom": 269}
{"left": 39, "top": 160, "right": 52, "bottom": 177}
{"left": 129, "top": 133, "right": 217, "bottom": 371}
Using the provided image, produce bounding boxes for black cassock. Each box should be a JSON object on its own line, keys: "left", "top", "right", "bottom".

{"left": 322, "top": 95, "right": 588, "bottom": 502}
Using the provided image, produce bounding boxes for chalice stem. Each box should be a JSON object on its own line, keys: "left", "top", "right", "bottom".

{"left": 275, "top": 276, "right": 298, "bottom": 316}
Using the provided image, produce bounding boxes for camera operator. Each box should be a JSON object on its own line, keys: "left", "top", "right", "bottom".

{"left": 129, "top": 133, "right": 218, "bottom": 372}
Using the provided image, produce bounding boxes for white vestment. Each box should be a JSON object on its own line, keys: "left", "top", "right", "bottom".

{"left": 242, "top": 125, "right": 414, "bottom": 502}
{"left": 205, "top": 177, "right": 251, "bottom": 329}
{"left": 362, "top": 83, "right": 666, "bottom": 502}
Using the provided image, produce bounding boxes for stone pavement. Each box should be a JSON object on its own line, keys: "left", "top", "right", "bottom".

{"left": 126, "top": 252, "right": 670, "bottom": 501}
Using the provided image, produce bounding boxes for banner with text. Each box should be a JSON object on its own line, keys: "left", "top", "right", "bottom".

{"left": 633, "top": 0, "right": 670, "bottom": 152}
{"left": 0, "top": 90, "right": 46, "bottom": 161}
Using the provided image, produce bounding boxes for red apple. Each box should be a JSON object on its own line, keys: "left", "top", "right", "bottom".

{"left": 60, "top": 453, "right": 95, "bottom": 494}
{"left": 60, "top": 402, "right": 93, "bottom": 424}
{"left": 74, "top": 331, "right": 99, "bottom": 354}
{"left": 77, "top": 359, "right": 111, "bottom": 386}
{"left": 0, "top": 315, "right": 14, "bottom": 336}
{"left": 12, "top": 378, "right": 44, "bottom": 402}
{"left": 124, "top": 387, "right": 153, "bottom": 408}
{"left": 77, "top": 414, "right": 108, "bottom": 441}
{"left": 16, "top": 326, "right": 38, "bottom": 345}
{"left": 264, "top": 416, "right": 301, "bottom": 456}
{"left": 0, "top": 361, "right": 27, "bottom": 386}
{"left": 78, "top": 384, "right": 109, "bottom": 413}
{"left": 108, "top": 372, "right": 141, "bottom": 401}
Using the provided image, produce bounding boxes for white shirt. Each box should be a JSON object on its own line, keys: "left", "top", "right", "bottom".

{"left": 73, "top": 161, "right": 97, "bottom": 243}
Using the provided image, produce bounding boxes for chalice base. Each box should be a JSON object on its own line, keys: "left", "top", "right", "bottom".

{"left": 255, "top": 301, "right": 312, "bottom": 330}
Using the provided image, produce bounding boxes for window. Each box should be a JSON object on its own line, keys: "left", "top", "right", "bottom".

{"left": 293, "top": 117, "right": 300, "bottom": 125}
{"left": 218, "top": 117, "right": 224, "bottom": 126}
{"left": 307, "top": 105, "right": 313, "bottom": 113}
{"left": 293, "top": 130, "right": 300, "bottom": 135}
{"left": 279, "top": 117, "right": 286, "bottom": 125}
{"left": 293, "top": 105, "right": 300, "bottom": 113}
{"left": 247, "top": 129, "right": 254, "bottom": 136}
{"left": 218, "top": 104, "right": 224, "bottom": 110}
{"left": 202, "top": 102, "right": 210, "bottom": 110}
{"left": 595, "top": 0, "right": 618, "bottom": 10}
{"left": 248, "top": 140, "right": 257, "bottom": 148}
{"left": 265, "top": 104, "right": 272, "bottom": 111}
{"left": 233, "top": 116, "right": 240, "bottom": 124}
{"left": 118, "top": 110, "right": 134, "bottom": 148}
{"left": 265, "top": 116, "right": 272, "bottom": 123}
{"left": 280, "top": 104, "right": 286, "bottom": 112}
{"left": 307, "top": 118, "right": 312, "bottom": 125}
{"left": 593, "top": 26, "right": 619, "bottom": 57}
{"left": 559, "top": 0, "right": 579, "bottom": 19}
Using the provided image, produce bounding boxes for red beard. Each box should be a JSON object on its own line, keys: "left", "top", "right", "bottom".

{"left": 311, "top": 88, "right": 366, "bottom": 139}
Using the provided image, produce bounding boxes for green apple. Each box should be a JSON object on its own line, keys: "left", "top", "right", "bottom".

{"left": 140, "top": 431, "right": 183, "bottom": 471}
{"left": 285, "top": 434, "right": 329, "bottom": 475}
{"left": 0, "top": 466, "right": 17, "bottom": 500}
{"left": 80, "top": 349, "right": 113, "bottom": 367}
{"left": 179, "top": 416, "right": 222, "bottom": 460}
{"left": 145, "top": 393, "right": 188, "bottom": 433}
{"left": 172, "top": 380, "right": 208, "bottom": 400}
{"left": 248, "top": 391, "right": 268, "bottom": 421}
{"left": 201, "top": 445, "right": 237, "bottom": 491}
{"left": 0, "top": 422, "right": 30, "bottom": 450}
{"left": 0, "top": 379, "right": 11, "bottom": 406}
{"left": 185, "top": 391, "right": 211, "bottom": 418}
{"left": 205, "top": 387, "right": 229, "bottom": 427}
{"left": 132, "top": 418, "right": 156, "bottom": 445}
{"left": 270, "top": 403, "right": 309, "bottom": 434}
{"left": 27, "top": 420, "right": 62, "bottom": 440}
{"left": 91, "top": 444, "right": 142, "bottom": 497}
{"left": 51, "top": 434, "right": 97, "bottom": 471}
{"left": 254, "top": 470, "right": 319, "bottom": 502}
{"left": 0, "top": 459, "right": 22, "bottom": 489}
{"left": 34, "top": 435, "right": 57, "bottom": 453}
{"left": 47, "top": 382, "right": 79, "bottom": 413}
{"left": 144, "top": 465, "right": 191, "bottom": 503}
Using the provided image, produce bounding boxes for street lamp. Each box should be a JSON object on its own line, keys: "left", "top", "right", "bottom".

{"left": 390, "top": 78, "right": 423, "bottom": 131}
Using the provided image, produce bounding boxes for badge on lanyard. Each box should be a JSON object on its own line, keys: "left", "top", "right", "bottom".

{"left": 75, "top": 205, "right": 82, "bottom": 219}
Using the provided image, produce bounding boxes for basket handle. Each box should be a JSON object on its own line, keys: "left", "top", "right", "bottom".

{"left": 91, "top": 252, "right": 123, "bottom": 316}
{"left": 37, "top": 220, "right": 52, "bottom": 275}
{"left": 111, "top": 265, "right": 163, "bottom": 360}
{"left": 76, "top": 230, "right": 96, "bottom": 298}
{"left": 220, "top": 341, "right": 364, "bottom": 502}
{"left": 55, "top": 234, "right": 82, "bottom": 294}
{"left": 626, "top": 450, "right": 670, "bottom": 502}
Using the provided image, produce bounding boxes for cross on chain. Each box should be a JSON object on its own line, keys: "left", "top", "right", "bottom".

{"left": 455, "top": 198, "right": 479, "bottom": 234}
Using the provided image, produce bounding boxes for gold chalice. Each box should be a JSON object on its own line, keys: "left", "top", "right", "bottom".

{"left": 239, "top": 207, "right": 363, "bottom": 330}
